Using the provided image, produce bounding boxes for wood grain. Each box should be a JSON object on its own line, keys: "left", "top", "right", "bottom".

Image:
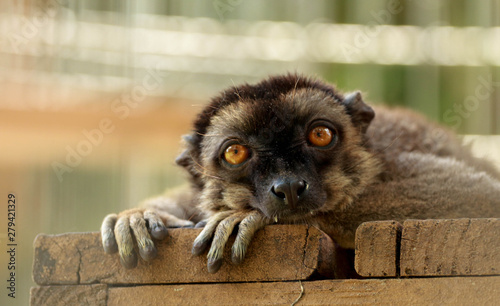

{"left": 355, "top": 220, "right": 402, "bottom": 277}
{"left": 32, "top": 225, "right": 338, "bottom": 285}
{"left": 400, "top": 218, "right": 500, "bottom": 276}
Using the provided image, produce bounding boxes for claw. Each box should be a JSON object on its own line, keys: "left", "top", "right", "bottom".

{"left": 150, "top": 224, "right": 168, "bottom": 240}
{"left": 137, "top": 238, "right": 157, "bottom": 261}
{"left": 120, "top": 249, "right": 138, "bottom": 269}
{"left": 207, "top": 258, "right": 223, "bottom": 274}
{"left": 192, "top": 236, "right": 211, "bottom": 256}
{"left": 144, "top": 210, "right": 168, "bottom": 240}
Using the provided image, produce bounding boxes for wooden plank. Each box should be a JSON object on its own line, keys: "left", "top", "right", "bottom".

{"left": 400, "top": 218, "right": 500, "bottom": 276}
{"left": 33, "top": 225, "right": 339, "bottom": 285}
{"left": 30, "top": 277, "right": 500, "bottom": 305}
{"left": 105, "top": 277, "right": 500, "bottom": 305}
{"left": 354, "top": 220, "right": 402, "bottom": 277}
{"left": 30, "top": 284, "right": 107, "bottom": 306}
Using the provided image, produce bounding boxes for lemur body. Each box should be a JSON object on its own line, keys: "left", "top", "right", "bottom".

{"left": 101, "top": 74, "right": 500, "bottom": 273}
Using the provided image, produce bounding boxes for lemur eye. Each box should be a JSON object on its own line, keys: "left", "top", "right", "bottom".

{"left": 308, "top": 126, "right": 335, "bottom": 147}
{"left": 224, "top": 144, "right": 250, "bottom": 165}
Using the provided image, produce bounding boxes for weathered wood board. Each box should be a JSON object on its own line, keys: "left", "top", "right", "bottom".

{"left": 400, "top": 218, "right": 500, "bottom": 277}
{"left": 32, "top": 225, "right": 338, "bottom": 285}
{"left": 355, "top": 218, "right": 500, "bottom": 277}
{"left": 32, "top": 219, "right": 500, "bottom": 305}
{"left": 355, "top": 220, "right": 402, "bottom": 277}
{"left": 31, "top": 277, "right": 500, "bottom": 306}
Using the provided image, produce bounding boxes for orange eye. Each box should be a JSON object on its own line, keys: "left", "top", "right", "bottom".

{"left": 224, "top": 144, "right": 250, "bottom": 165}
{"left": 308, "top": 126, "right": 334, "bottom": 147}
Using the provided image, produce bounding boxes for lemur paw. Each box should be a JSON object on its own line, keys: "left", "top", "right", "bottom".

{"left": 191, "top": 210, "right": 269, "bottom": 273}
{"left": 100, "top": 208, "right": 194, "bottom": 269}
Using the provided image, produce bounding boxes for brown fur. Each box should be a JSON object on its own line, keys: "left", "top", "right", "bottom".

{"left": 101, "top": 73, "right": 500, "bottom": 273}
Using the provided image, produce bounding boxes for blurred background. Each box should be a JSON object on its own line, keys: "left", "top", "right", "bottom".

{"left": 1, "top": 0, "right": 499, "bottom": 304}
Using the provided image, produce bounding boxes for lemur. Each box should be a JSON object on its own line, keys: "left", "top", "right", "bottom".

{"left": 101, "top": 74, "right": 500, "bottom": 273}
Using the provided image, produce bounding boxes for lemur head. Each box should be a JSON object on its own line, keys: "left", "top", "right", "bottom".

{"left": 176, "top": 74, "right": 380, "bottom": 222}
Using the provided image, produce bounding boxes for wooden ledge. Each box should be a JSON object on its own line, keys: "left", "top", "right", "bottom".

{"left": 32, "top": 219, "right": 500, "bottom": 305}
{"left": 32, "top": 225, "right": 349, "bottom": 286}
{"left": 31, "top": 277, "right": 500, "bottom": 305}
{"left": 355, "top": 218, "right": 500, "bottom": 277}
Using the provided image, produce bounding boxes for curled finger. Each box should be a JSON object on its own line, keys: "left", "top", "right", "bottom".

{"left": 114, "top": 216, "right": 138, "bottom": 269}
{"left": 130, "top": 213, "right": 157, "bottom": 262}
{"left": 192, "top": 211, "right": 234, "bottom": 256}
{"left": 232, "top": 212, "right": 268, "bottom": 265}
{"left": 101, "top": 213, "right": 118, "bottom": 254}
{"left": 143, "top": 210, "right": 168, "bottom": 240}
{"left": 206, "top": 213, "right": 246, "bottom": 273}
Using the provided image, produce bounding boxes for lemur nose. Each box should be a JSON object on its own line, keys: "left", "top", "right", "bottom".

{"left": 271, "top": 179, "right": 307, "bottom": 209}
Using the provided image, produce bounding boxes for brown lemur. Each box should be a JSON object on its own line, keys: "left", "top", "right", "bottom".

{"left": 101, "top": 74, "right": 500, "bottom": 273}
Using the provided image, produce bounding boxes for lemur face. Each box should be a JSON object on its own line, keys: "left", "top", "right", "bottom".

{"left": 177, "top": 74, "right": 379, "bottom": 222}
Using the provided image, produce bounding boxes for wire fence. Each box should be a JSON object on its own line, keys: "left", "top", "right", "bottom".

{"left": 0, "top": 0, "right": 499, "bottom": 133}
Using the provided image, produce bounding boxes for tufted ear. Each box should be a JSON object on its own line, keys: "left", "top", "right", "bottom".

{"left": 175, "top": 133, "right": 204, "bottom": 187}
{"left": 342, "top": 91, "right": 375, "bottom": 134}
{"left": 175, "top": 133, "right": 197, "bottom": 167}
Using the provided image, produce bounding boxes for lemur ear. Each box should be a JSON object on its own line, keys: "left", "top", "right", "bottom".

{"left": 175, "top": 134, "right": 197, "bottom": 175}
{"left": 342, "top": 91, "right": 375, "bottom": 134}
{"left": 175, "top": 133, "right": 205, "bottom": 188}
{"left": 175, "top": 134, "right": 194, "bottom": 167}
